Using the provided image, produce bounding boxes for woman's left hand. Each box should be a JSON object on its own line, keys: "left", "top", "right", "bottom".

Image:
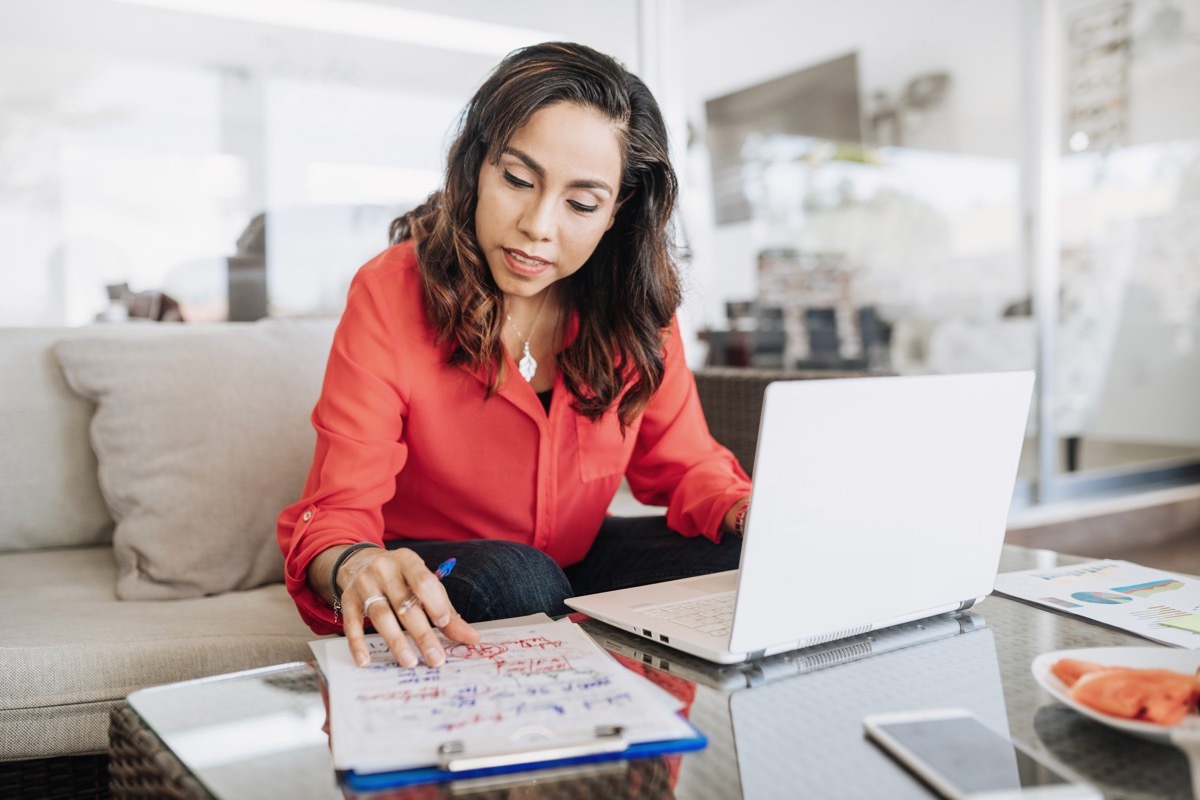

{"left": 723, "top": 498, "right": 749, "bottom": 537}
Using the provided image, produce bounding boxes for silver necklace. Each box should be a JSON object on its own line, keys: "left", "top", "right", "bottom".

{"left": 506, "top": 296, "right": 550, "bottom": 382}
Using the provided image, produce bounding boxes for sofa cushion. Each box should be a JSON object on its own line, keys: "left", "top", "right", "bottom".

{"left": 0, "top": 327, "right": 124, "bottom": 552}
{"left": 0, "top": 547, "right": 325, "bottom": 759}
{"left": 55, "top": 318, "right": 336, "bottom": 600}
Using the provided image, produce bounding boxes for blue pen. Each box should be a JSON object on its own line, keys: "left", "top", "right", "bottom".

{"left": 394, "top": 558, "right": 456, "bottom": 616}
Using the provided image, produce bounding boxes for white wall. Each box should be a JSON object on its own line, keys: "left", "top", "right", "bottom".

{"left": 678, "top": 0, "right": 1025, "bottom": 331}
{"left": 685, "top": 1, "right": 1024, "bottom": 157}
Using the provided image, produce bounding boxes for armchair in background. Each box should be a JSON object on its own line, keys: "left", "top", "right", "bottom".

{"left": 693, "top": 366, "right": 881, "bottom": 476}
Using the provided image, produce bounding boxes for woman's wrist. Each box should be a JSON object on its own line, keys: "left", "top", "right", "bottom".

{"left": 734, "top": 499, "right": 749, "bottom": 536}
{"left": 329, "top": 543, "right": 383, "bottom": 604}
{"left": 723, "top": 498, "right": 750, "bottom": 536}
{"left": 308, "top": 542, "right": 383, "bottom": 623}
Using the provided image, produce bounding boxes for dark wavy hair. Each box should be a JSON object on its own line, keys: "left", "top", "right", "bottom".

{"left": 389, "top": 42, "right": 682, "bottom": 428}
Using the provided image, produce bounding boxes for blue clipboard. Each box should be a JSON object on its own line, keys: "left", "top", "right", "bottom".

{"left": 340, "top": 720, "right": 707, "bottom": 791}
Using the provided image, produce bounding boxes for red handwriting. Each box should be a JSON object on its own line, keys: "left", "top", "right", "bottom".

{"left": 512, "top": 636, "right": 563, "bottom": 650}
{"left": 356, "top": 686, "right": 442, "bottom": 703}
{"left": 434, "top": 712, "right": 506, "bottom": 732}
{"left": 446, "top": 642, "right": 508, "bottom": 659}
{"left": 492, "top": 656, "right": 572, "bottom": 676}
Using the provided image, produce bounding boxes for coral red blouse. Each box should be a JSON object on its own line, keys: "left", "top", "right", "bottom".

{"left": 278, "top": 242, "right": 750, "bottom": 633}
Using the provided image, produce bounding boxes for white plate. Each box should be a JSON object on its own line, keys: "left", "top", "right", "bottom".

{"left": 1031, "top": 646, "right": 1200, "bottom": 743}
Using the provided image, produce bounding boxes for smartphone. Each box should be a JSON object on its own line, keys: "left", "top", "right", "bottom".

{"left": 863, "top": 708, "right": 1100, "bottom": 800}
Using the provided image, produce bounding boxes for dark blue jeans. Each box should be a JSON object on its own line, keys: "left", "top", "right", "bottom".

{"left": 389, "top": 516, "right": 742, "bottom": 622}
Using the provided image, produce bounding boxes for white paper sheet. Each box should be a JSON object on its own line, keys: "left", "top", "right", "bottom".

{"left": 310, "top": 618, "right": 696, "bottom": 775}
{"left": 994, "top": 559, "right": 1200, "bottom": 649}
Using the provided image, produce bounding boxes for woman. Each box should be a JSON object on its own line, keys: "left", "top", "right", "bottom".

{"left": 278, "top": 42, "right": 751, "bottom": 670}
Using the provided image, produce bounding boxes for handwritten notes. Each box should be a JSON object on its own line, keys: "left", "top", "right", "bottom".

{"left": 311, "top": 617, "right": 695, "bottom": 776}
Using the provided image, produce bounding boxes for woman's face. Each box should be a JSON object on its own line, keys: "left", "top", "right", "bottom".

{"left": 474, "top": 102, "right": 624, "bottom": 301}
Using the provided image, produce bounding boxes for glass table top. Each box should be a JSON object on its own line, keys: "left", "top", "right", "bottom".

{"left": 125, "top": 546, "right": 1194, "bottom": 799}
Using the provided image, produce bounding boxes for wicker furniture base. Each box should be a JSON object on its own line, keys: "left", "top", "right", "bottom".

{"left": 108, "top": 705, "right": 207, "bottom": 800}
{"left": 693, "top": 367, "right": 876, "bottom": 476}
{"left": 0, "top": 753, "right": 111, "bottom": 800}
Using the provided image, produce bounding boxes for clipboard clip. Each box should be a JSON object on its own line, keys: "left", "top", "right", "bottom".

{"left": 438, "top": 724, "right": 628, "bottom": 772}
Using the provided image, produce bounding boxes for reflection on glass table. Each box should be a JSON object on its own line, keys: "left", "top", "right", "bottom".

{"left": 119, "top": 546, "right": 1195, "bottom": 800}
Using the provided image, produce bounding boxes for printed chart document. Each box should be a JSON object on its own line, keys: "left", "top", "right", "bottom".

{"left": 995, "top": 559, "right": 1200, "bottom": 648}
{"left": 310, "top": 617, "right": 703, "bottom": 786}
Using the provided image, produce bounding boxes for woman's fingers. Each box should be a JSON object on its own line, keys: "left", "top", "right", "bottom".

{"left": 344, "top": 548, "right": 476, "bottom": 666}
{"left": 367, "top": 596, "right": 421, "bottom": 668}
{"left": 399, "top": 558, "right": 455, "bottom": 622}
{"left": 395, "top": 598, "right": 447, "bottom": 667}
{"left": 340, "top": 598, "right": 373, "bottom": 668}
{"left": 395, "top": 557, "right": 463, "bottom": 665}
{"left": 440, "top": 613, "right": 481, "bottom": 644}
{"left": 362, "top": 553, "right": 425, "bottom": 667}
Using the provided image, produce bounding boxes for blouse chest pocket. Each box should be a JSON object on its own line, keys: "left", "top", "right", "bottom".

{"left": 575, "top": 414, "right": 637, "bottom": 482}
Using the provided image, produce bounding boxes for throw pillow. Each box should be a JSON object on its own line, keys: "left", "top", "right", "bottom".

{"left": 55, "top": 319, "right": 336, "bottom": 600}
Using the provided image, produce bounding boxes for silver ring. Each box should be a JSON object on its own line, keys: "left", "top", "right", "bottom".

{"left": 362, "top": 594, "right": 387, "bottom": 614}
{"left": 394, "top": 594, "right": 421, "bottom": 616}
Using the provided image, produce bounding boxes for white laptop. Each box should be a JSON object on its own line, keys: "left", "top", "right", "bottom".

{"left": 565, "top": 370, "right": 1035, "bottom": 664}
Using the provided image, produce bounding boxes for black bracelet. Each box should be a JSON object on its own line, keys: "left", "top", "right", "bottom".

{"left": 329, "top": 542, "right": 383, "bottom": 610}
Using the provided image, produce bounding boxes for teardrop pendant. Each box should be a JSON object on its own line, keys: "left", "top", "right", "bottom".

{"left": 518, "top": 341, "right": 538, "bottom": 382}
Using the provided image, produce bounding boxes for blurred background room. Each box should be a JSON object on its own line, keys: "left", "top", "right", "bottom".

{"left": 2, "top": 0, "right": 1198, "bottom": 563}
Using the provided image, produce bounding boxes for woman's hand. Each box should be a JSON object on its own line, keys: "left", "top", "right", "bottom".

{"left": 722, "top": 498, "right": 750, "bottom": 537}
{"left": 334, "top": 547, "right": 479, "bottom": 668}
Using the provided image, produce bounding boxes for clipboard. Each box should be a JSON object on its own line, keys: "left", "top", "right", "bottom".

{"left": 340, "top": 720, "right": 707, "bottom": 791}
{"left": 312, "top": 617, "right": 708, "bottom": 792}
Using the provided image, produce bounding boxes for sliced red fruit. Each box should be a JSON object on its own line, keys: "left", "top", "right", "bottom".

{"left": 1069, "top": 667, "right": 1198, "bottom": 726}
{"left": 1050, "top": 657, "right": 1108, "bottom": 688}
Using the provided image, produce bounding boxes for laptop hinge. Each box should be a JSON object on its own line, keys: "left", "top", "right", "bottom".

{"left": 957, "top": 597, "right": 981, "bottom": 611}
{"left": 746, "top": 649, "right": 766, "bottom": 661}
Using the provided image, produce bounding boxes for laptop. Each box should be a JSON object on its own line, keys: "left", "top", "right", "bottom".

{"left": 565, "top": 370, "right": 1034, "bottom": 664}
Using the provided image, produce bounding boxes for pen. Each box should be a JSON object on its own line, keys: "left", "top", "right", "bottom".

{"left": 393, "top": 558, "right": 456, "bottom": 616}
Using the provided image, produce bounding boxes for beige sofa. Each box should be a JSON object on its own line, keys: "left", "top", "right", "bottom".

{"left": 0, "top": 317, "right": 862, "bottom": 798}
{"left": 0, "top": 320, "right": 339, "bottom": 796}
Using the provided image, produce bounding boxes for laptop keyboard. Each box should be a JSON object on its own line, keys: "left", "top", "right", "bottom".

{"left": 642, "top": 593, "right": 735, "bottom": 636}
